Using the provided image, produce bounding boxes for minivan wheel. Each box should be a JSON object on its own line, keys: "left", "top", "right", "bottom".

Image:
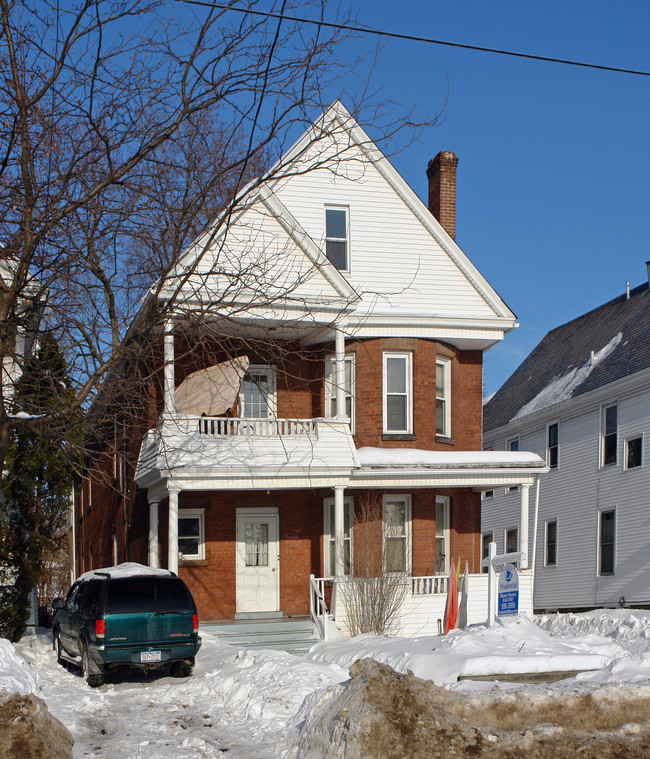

{"left": 81, "top": 643, "right": 104, "bottom": 688}
{"left": 54, "top": 633, "right": 65, "bottom": 667}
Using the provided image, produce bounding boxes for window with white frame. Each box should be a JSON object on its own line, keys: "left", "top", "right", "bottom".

{"left": 625, "top": 436, "right": 643, "bottom": 470}
{"left": 507, "top": 437, "right": 519, "bottom": 492}
{"left": 383, "top": 352, "right": 412, "bottom": 434}
{"left": 481, "top": 532, "right": 493, "bottom": 573}
{"left": 325, "top": 354, "right": 355, "bottom": 431}
{"left": 547, "top": 421, "right": 559, "bottom": 469}
{"left": 601, "top": 403, "right": 618, "bottom": 467}
{"left": 325, "top": 206, "right": 349, "bottom": 270}
{"left": 505, "top": 527, "right": 518, "bottom": 554}
{"left": 383, "top": 495, "right": 411, "bottom": 573}
{"left": 323, "top": 497, "right": 354, "bottom": 575}
{"left": 178, "top": 509, "right": 205, "bottom": 560}
{"left": 435, "top": 357, "right": 451, "bottom": 437}
{"left": 435, "top": 496, "right": 450, "bottom": 574}
{"left": 545, "top": 519, "right": 558, "bottom": 566}
{"left": 240, "top": 366, "right": 276, "bottom": 418}
{"left": 599, "top": 509, "right": 615, "bottom": 575}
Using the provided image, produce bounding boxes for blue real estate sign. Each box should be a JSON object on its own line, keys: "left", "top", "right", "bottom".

{"left": 498, "top": 563, "right": 519, "bottom": 616}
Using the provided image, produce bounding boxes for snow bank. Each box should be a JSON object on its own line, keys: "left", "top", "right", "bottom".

{"left": 308, "top": 616, "right": 623, "bottom": 685}
{"left": 0, "top": 638, "right": 40, "bottom": 696}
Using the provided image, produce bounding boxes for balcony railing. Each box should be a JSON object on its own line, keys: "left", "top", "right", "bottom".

{"left": 197, "top": 417, "right": 317, "bottom": 437}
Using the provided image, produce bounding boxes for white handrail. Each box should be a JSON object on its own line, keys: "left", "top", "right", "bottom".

{"left": 309, "top": 574, "right": 331, "bottom": 641}
{"left": 198, "top": 417, "right": 316, "bottom": 437}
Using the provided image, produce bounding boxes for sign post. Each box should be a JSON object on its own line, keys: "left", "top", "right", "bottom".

{"left": 482, "top": 543, "right": 524, "bottom": 626}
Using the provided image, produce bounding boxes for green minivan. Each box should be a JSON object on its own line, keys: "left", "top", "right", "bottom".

{"left": 52, "top": 563, "right": 201, "bottom": 687}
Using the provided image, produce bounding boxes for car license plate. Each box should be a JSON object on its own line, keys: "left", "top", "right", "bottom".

{"left": 140, "top": 650, "right": 161, "bottom": 663}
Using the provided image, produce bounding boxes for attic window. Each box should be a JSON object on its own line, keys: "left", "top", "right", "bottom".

{"left": 325, "top": 207, "right": 348, "bottom": 270}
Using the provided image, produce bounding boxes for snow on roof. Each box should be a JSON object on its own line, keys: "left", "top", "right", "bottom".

{"left": 512, "top": 332, "right": 624, "bottom": 420}
{"left": 77, "top": 562, "right": 174, "bottom": 582}
{"left": 357, "top": 446, "right": 545, "bottom": 469}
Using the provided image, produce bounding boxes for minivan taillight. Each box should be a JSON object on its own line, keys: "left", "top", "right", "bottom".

{"left": 192, "top": 613, "right": 199, "bottom": 634}
{"left": 95, "top": 618, "right": 105, "bottom": 639}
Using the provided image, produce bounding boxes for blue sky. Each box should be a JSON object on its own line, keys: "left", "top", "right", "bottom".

{"left": 316, "top": 1, "right": 650, "bottom": 394}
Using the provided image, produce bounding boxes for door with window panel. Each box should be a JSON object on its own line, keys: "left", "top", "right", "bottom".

{"left": 236, "top": 510, "right": 279, "bottom": 613}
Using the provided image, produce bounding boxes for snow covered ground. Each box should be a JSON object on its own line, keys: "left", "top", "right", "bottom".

{"left": 5, "top": 609, "right": 650, "bottom": 758}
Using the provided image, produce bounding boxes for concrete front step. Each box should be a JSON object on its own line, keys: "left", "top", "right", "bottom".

{"left": 201, "top": 616, "right": 319, "bottom": 656}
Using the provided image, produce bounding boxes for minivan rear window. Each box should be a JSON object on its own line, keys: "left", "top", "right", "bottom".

{"left": 105, "top": 577, "right": 193, "bottom": 613}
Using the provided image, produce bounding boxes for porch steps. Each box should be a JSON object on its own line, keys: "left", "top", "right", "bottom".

{"left": 201, "top": 616, "right": 319, "bottom": 656}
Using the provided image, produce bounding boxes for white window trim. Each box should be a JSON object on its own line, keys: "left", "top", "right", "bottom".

{"left": 600, "top": 402, "right": 618, "bottom": 468}
{"left": 435, "top": 495, "right": 450, "bottom": 575}
{"left": 383, "top": 352, "right": 413, "bottom": 434}
{"left": 323, "top": 497, "right": 354, "bottom": 576}
{"left": 507, "top": 437, "right": 520, "bottom": 493}
{"left": 382, "top": 494, "right": 412, "bottom": 574}
{"left": 239, "top": 365, "right": 277, "bottom": 418}
{"left": 597, "top": 507, "right": 616, "bottom": 577}
{"left": 324, "top": 205, "right": 350, "bottom": 272}
{"left": 544, "top": 518, "right": 558, "bottom": 567}
{"left": 325, "top": 354, "right": 355, "bottom": 433}
{"left": 505, "top": 526, "right": 518, "bottom": 554}
{"left": 546, "top": 420, "right": 560, "bottom": 470}
{"left": 435, "top": 357, "right": 452, "bottom": 438}
{"left": 624, "top": 433, "right": 643, "bottom": 471}
{"left": 178, "top": 508, "right": 205, "bottom": 561}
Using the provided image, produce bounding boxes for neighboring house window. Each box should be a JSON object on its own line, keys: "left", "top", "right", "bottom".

{"left": 434, "top": 496, "right": 450, "bottom": 574}
{"left": 240, "top": 366, "right": 276, "bottom": 418}
{"left": 599, "top": 509, "right": 615, "bottom": 575}
{"left": 325, "top": 354, "right": 355, "bottom": 432}
{"left": 507, "top": 437, "right": 519, "bottom": 492}
{"left": 506, "top": 527, "right": 518, "bottom": 554}
{"left": 601, "top": 403, "right": 618, "bottom": 466}
{"left": 383, "top": 495, "right": 411, "bottom": 573}
{"left": 547, "top": 422, "right": 559, "bottom": 469}
{"left": 482, "top": 490, "right": 493, "bottom": 499}
{"left": 625, "top": 436, "right": 643, "bottom": 470}
{"left": 545, "top": 520, "right": 558, "bottom": 566}
{"left": 383, "top": 352, "right": 412, "bottom": 434}
{"left": 325, "top": 207, "right": 349, "bottom": 270}
{"left": 435, "top": 357, "right": 451, "bottom": 437}
{"left": 178, "top": 509, "right": 205, "bottom": 560}
{"left": 481, "top": 532, "right": 493, "bottom": 573}
{"left": 323, "top": 498, "right": 354, "bottom": 575}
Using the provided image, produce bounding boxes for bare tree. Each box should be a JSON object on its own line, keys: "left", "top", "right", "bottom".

{"left": 339, "top": 491, "right": 410, "bottom": 637}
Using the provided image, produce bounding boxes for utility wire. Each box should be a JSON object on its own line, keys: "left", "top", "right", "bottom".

{"left": 174, "top": 0, "right": 650, "bottom": 77}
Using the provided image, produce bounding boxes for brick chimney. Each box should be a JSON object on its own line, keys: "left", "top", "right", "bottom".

{"left": 427, "top": 151, "right": 459, "bottom": 240}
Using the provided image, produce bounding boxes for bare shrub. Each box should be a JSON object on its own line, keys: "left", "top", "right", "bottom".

{"left": 339, "top": 491, "right": 410, "bottom": 637}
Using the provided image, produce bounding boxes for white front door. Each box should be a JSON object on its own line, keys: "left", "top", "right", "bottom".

{"left": 236, "top": 509, "right": 280, "bottom": 614}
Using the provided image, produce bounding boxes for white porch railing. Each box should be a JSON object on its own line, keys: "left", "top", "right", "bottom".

{"left": 198, "top": 417, "right": 317, "bottom": 437}
{"left": 309, "top": 574, "right": 332, "bottom": 641}
{"left": 310, "top": 571, "right": 534, "bottom": 639}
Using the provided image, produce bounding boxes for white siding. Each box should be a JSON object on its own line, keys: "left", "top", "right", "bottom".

{"left": 483, "top": 371, "right": 650, "bottom": 611}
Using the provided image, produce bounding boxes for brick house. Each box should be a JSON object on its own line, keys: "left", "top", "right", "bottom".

{"left": 75, "top": 102, "right": 546, "bottom": 636}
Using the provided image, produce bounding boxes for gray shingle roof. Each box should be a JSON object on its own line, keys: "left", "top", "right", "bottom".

{"left": 484, "top": 280, "right": 650, "bottom": 432}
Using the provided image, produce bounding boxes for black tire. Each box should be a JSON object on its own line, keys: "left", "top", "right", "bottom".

{"left": 54, "top": 633, "right": 65, "bottom": 667}
{"left": 171, "top": 659, "right": 193, "bottom": 678}
{"left": 81, "top": 642, "right": 104, "bottom": 688}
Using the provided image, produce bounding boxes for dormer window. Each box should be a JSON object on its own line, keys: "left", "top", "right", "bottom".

{"left": 325, "top": 207, "right": 348, "bottom": 270}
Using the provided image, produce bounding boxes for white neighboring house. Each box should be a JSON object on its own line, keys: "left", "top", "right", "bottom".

{"left": 482, "top": 265, "right": 650, "bottom": 611}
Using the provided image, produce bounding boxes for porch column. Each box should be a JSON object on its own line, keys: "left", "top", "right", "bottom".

{"left": 334, "top": 327, "right": 348, "bottom": 421}
{"left": 334, "top": 485, "right": 346, "bottom": 576}
{"left": 168, "top": 486, "right": 180, "bottom": 574}
{"left": 148, "top": 498, "right": 160, "bottom": 568}
{"left": 520, "top": 483, "right": 531, "bottom": 569}
{"left": 163, "top": 320, "right": 176, "bottom": 417}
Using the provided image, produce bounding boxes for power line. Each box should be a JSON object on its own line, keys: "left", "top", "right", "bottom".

{"left": 174, "top": 0, "right": 650, "bottom": 77}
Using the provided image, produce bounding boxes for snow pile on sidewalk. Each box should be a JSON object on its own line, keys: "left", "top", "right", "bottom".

{"left": 307, "top": 615, "right": 623, "bottom": 685}
{"left": 0, "top": 637, "right": 40, "bottom": 696}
